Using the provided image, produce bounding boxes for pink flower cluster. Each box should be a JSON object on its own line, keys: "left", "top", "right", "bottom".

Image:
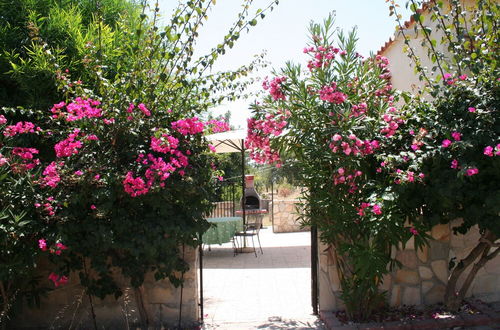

{"left": 38, "top": 239, "right": 67, "bottom": 255}
{"left": 443, "top": 73, "right": 457, "bottom": 85}
{"left": 171, "top": 117, "right": 205, "bottom": 135}
{"left": 357, "top": 202, "right": 382, "bottom": 216}
{"left": 409, "top": 227, "right": 419, "bottom": 235}
{"left": 246, "top": 113, "right": 288, "bottom": 166}
{"left": 484, "top": 144, "right": 500, "bottom": 157}
{"left": 319, "top": 83, "right": 347, "bottom": 104}
{"left": 123, "top": 172, "right": 149, "bottom": 197}
{"left": 206, "top": 119, "right": 230, "bottom": 133}
{"left": 375, "top": 55, "right": 391, "bottom": 80}
{"left": 51, "top": 98, "right": 102, "bottom": 121}
{"left": 124, "top": 148, "right": 190, "bottom": 197}
{"left": 126, "top": 103, "right": 151, "bottom": 118}
{"left": 54, "top": 129, "right": 83, "bottom": 157}
{"left": 374, "top": 83, "right": 393, "bottom": 97}
{"left": 303, "top": 45, "right": 340, "bottom": 70}
{"left": 262, "top": 76, "right": 287, "bottom": 101}
{"left": 0, "top": 154, "right": 8, "bottom": 166}
{"left": 0, "top": 115, "right": 6, "bottom": 125}
{"left": 350, "top": 103, "right": 368, "bottom": 118}
{"left": 393, "top": 169, "right": 425, "bottom": 184}
{"left": 10, "top": 147, "right": 40, "bottom": 171}
{"left": 151, "top": 135, "right": 179, "bottom": 154}
{"left": 329, "top": 133, "right": 379, "bottom": 156}
{"left": 465, "top": 168, "right": 479, "bottom": 176}
{"left": 3, "top": 121, "right": 38, "bottom": 137}
{"left": 40, "top": 161, "right": 63, "bottom": 188}
{"left": 48, "top": 272, "right": 68, "bottom": 287}
{"left": 380, "top": 108, "right": 404, "bottom": 137}
{"left": 34, "top": 196, "right": 57, "bottom": 216}
{"left": 333, "top": 168, "right": 362, "bottom": 194}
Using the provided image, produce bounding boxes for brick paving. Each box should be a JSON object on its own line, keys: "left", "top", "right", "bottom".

{"left": 201, "top": 227, "right": 324, "bottom": 329}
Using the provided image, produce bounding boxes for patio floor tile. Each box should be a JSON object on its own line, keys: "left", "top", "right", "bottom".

{"left": 201, "top": 227, "right": 324, "bottom": 328}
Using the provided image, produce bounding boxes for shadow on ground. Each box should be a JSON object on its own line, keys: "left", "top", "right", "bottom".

{"left": 203, "top": 315, "right": 325, "bottom": 329}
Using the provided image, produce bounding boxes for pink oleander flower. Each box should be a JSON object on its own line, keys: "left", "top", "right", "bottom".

{"left": 319, "top": 85, "right": 347, "bottom": 104}
{"left": 468, "top": 107, "right": 476, "bottom": 113}
{"left": 48, "top": 273, "right": 68, "bottom": 287}
{"left": 411, "top": 144, "right": 420, "bottom": 151}
{"left": 74, "top": 170, "right": 83, "bottom": 176}
{"left": 138, "top": 103, "right": 151, "bottom": 116}
{"left": 208, "top": 144, "right": 216, "bottom": 153}
{"left": 459, "top": 74, "right": 467, "bottom": 80}
{"left": 332, "top": 134, "right": 342, "bottom": 141}
{"left": 372, "top": 204, "right": 382, "bottom": 215}
{"left": 127, "top": 103, "right": 135, "bottom": 113}
{"left": 465, "top": 168, "right": 479, "bottom": 176}
{"left": 0, "top": 154, "right": 7, "bottom": 166}
{"left": 38, "top": 239, "right": 47, "bottom": 251}
{"left": 409, "top": 227, "right": 419, "bottom": 235}
{"left": 262, "top": 76, "right": 287, "bottom": 101}
{"left": 451, "top": 159, "right": 459, "bottom": 169}
{"left": 217, "top": 176, "right": 224, "bottom": 181}
{"left": 90, "top": 205, "right": 96, "bottom": 210}
{"left": 451, "top": 132, "right": 461, "bottom": 141}
{"left": 103, "top": 118, "right": 115, "bottom": 125}
{"left": 0, "top": 115, "right": 6, "bottom": 125}
{"left": 94, "top": 174, "right": 101, "bottom": 180}
{"left": 441, "top": 139, "right": 452, "bottom": 148}
{"left": 484, "top": 146, "right": 494, "bottom": 157}
{"left": 40, "top": 161, "right": 62, "bottom": 188}
{"left": 54, "top": 242, "right": 68, "bottom": 255}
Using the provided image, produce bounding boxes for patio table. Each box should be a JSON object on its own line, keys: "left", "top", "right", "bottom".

{"left": 202, "top": 217, "right": 243, "bottom": 245}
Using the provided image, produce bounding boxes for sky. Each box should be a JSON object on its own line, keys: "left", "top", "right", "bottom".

{"left": 156, "top": 0, "right": 410, "bottom": 128}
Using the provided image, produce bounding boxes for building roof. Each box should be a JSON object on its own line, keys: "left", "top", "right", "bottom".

{"left": 377, "top": 2, "right": 431, "bottom": 55}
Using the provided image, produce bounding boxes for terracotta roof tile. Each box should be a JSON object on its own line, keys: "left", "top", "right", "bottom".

{"left": 377, "top": 1, "right": 433, "bottom": 55}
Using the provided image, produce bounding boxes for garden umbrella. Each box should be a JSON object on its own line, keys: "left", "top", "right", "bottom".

{"left": 205, "top": 129, "right": 248, "bottom": 224}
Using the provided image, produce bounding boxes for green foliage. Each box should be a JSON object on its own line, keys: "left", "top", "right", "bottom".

{"left": 0, "top": 0, "right": 280, "bottom": 324}
{"left": 247, "top": 14, "right": 427, "bottom": 321}
{"left": 388, "top": 0, "right": 499, "bottom": 310}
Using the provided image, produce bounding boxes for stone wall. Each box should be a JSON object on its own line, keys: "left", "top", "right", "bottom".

{"left": 12, "top": 247, "right": 199, "bottom": 329}
{"left": 270, "top": 200, "right": 309, "bottom": 233}
{"left": 319, "top": 220, "right": 500, "bottom": 311}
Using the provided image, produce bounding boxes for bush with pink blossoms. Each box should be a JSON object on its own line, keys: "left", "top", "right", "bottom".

{"left": 388, "top": 0, "right": 500, "bottom": 311}
{"left": 0, "top": 0, "right": 281, "bottom": 323}
{"left": 247, "top": 15, "right": 430, "bottom": 321}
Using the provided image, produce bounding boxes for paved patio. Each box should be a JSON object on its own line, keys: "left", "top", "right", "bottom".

{"left": 201, "top": 227, "right": 324, "bottom": 329}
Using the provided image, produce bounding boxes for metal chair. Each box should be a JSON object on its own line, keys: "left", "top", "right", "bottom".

{"left": 233, "top": 215, "right": 263, "bottom": 257}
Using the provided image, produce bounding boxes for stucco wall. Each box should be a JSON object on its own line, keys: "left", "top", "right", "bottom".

{"left": 12, "top": 247, "right": 199, "bottom": 329}
{"left": 318, "top": 220, "right": 500, "bottom": 311}
{"left": 380, "top": 0, "right": 477, "bottom": 94}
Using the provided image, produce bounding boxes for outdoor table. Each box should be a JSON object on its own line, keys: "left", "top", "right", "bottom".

{"left": 202, "top": 217, "right": 243, "bottom": 245}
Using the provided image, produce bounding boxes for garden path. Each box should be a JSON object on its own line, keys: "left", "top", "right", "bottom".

{"left": 201, "top": 228, "right": 324, "bottom": 329}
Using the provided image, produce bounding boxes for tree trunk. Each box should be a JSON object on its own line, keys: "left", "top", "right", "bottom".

{"left": 444, "top": 230, "right": 499, "bottom": 311}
